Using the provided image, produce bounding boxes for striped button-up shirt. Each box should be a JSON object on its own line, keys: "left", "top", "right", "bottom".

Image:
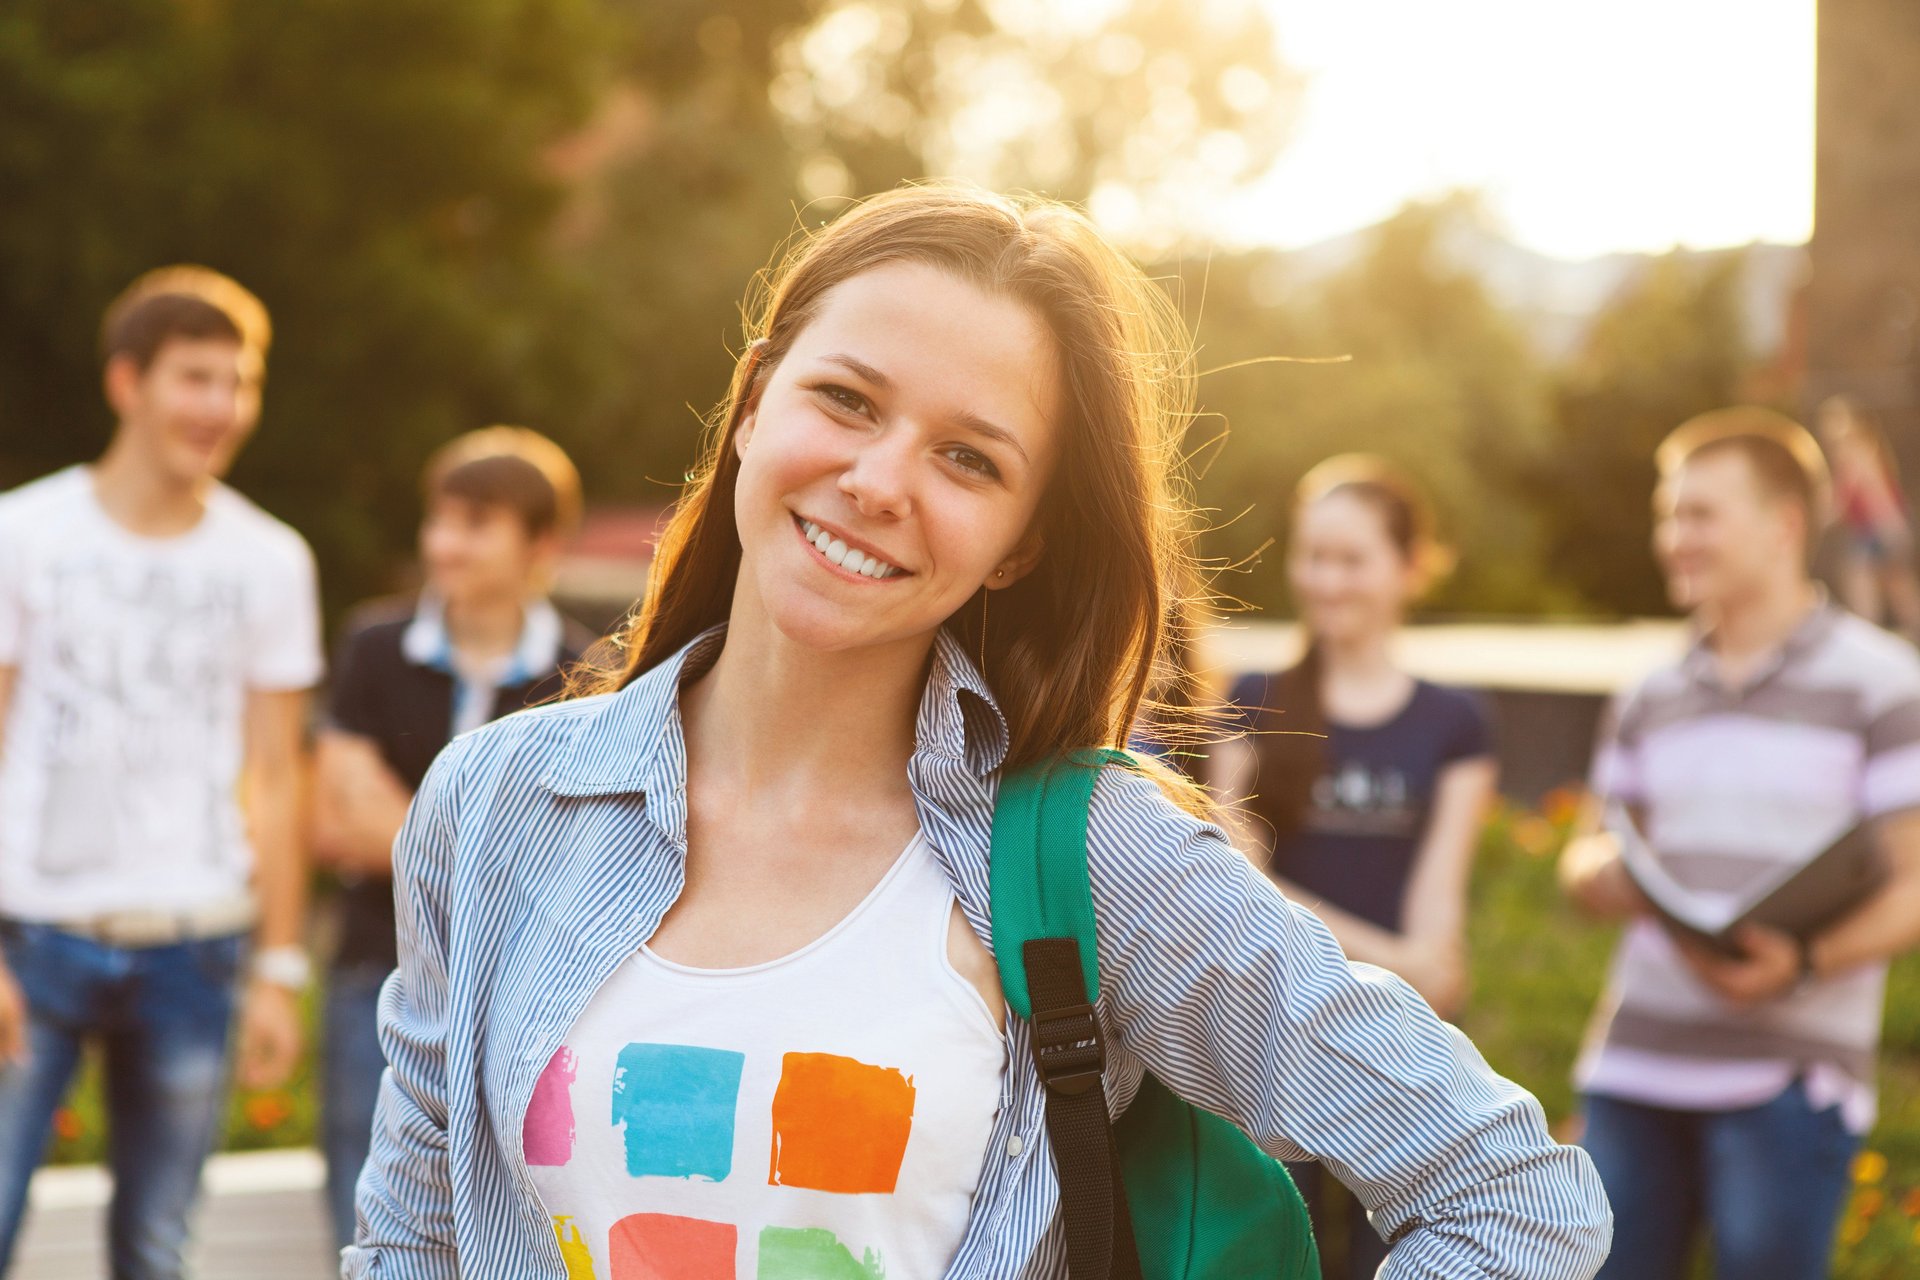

{"left": 344, "top": 626, "right": 1610, "bottom": 1279}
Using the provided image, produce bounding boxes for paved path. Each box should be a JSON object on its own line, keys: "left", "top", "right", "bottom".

{"left": 14, "top": 1149, "right": 337, "bottom": 1279}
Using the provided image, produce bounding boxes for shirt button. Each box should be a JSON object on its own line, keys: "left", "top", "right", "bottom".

{"left": 1005, "top": 1135, "right": 1024, "bottom": 1158}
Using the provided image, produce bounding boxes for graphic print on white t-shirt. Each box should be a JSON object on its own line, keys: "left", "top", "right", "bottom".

{"left": 525, "top": 832, "right": 1006, "bottom": 1280}
{"left": 0, "top": 468, "right": 323, "bottom": 918}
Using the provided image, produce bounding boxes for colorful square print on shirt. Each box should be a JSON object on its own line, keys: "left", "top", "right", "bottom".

{"left": 613, "top": 1043, "right": 747, "bottom": 1181}
{"left": 527, "top": 1047, "right": 581, "bottom": 1166}
{"left": 757, "top": 1226, "right": 885, "bottom": 1279}
{"left": 610, "top": 1213, "right": 736, "bottom": 1280}
{"left": 767, "top": 1052, "right": 915, "bottom": 1194}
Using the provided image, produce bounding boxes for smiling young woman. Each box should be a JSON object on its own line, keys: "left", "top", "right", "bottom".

{"left": 343, "top": 185, "right": 1611, "bottom": 1280}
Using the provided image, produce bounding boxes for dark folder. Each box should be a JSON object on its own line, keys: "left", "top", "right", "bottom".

{"left": 1609, "top": 805, "right": 1887, "bottom": 958}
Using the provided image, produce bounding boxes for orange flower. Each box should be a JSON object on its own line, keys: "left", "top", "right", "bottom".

{"left": 242, "top": 1092, "right": 292, "bottom": 1130}
{"left": 1512, "top": 815, "right": 1556, "bottom": 857}
{"left": 1541, "top": 786, "right": 1584, "bottom": 827}
{"left": 1902, "top": 1187, "right": 1920, "bottom": 1218}
{"left": 52, "top": 1108, "right": 81, "bottom": 1142}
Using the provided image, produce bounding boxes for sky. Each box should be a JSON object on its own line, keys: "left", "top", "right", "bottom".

{"left": 1217, "top": 0, "right": 1816, "bottom": 260}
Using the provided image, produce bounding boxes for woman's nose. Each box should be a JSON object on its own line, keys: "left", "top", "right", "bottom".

{"left": 838, "top": 432, "right": 915, "bottom": 518}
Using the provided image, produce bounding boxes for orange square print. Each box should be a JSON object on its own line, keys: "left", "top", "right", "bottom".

{"left": 767, "top": 1052, "right": 916, "bottom": 1194}
{"left": 609, "top": 1213, "right": 735, "bottom": 1280}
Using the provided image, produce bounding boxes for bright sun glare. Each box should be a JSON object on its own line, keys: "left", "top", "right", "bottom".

{"left": 1215, "top": 0, "right": 1816, "bottom": 259}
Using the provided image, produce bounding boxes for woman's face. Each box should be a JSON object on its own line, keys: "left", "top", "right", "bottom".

{"left": 730, "top": 260, "right": 1064, "bottom": 655}
{"left": 1287, "top": 491, "right": 1416, "bottom": 645}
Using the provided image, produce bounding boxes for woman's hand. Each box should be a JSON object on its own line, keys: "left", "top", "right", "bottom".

{"left": 0, "top": 961, "right": 28, "bottom": 1067}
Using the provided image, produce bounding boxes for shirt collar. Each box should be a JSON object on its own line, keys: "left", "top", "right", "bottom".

{"left": 1679, "top": 589, "right": 1839, "bottom": 690}
{"left": 539, "top": 623, "right": 1010, "bottom": 799}
{"left": 401, "top": 592, "right": 566, "bottom": 685}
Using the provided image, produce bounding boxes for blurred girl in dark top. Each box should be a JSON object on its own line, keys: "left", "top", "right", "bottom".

{"left": 307, "top": 427, "right": 595, "bottom": 1248}
{"left": 1209, "top": 454, "right": 1497, "bottom": 1280}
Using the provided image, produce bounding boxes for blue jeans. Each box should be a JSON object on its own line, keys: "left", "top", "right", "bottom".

{"left": 322, "top": 961, "right": 389, "bottom": 1250}
{"left": 0, "top": 920, "right": 244, "bottom": 1280}
{"left": 1583, "top": 1081, "right": 1858, "bottom": 1280}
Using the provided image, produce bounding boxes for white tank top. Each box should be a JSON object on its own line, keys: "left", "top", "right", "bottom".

{"left": 525, "top": 831, "right": 1006, "bottom": 1279}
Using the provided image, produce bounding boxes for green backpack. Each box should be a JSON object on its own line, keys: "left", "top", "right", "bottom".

{"left": 990, "top": 750, "right": 1320, "bottom": 1280}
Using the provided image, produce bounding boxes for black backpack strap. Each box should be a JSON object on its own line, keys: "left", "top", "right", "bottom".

{"left": 1024, "top": 935, "right": 1143, "bottom": 1280}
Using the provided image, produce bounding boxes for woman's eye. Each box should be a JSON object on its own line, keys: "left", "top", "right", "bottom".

{"left": 816, "top": 384, "right": 868, "bottom": 416}
{"left": 945, "top": 446, "right": 1000, "bottom": 481}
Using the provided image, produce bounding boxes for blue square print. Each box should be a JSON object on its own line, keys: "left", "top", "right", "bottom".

{"left": 611, "top": 1042, "right": 746, "bottom": 1181}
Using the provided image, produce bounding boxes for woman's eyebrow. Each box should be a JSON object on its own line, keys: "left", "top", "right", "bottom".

{"left": 949, "top": 409, "right": 1029, "bottom": 466}
{"left": 818, "top": 352, "right": 1029, "bottom": 466}
{"left": 820, "top": 352, "right": 893, "bottom": 389}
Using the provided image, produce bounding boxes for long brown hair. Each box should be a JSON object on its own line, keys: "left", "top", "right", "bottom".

{"left": 1256, "top": 454, "right": 1448, "bottom": 839}
{"left": 575, "top": 184, "right": 1211, "bottom": 802}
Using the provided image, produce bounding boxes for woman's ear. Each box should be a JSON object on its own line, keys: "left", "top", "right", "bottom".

{"left": 990, "top": 529, "right": 1047, "bottom": 589}
{"left": 731, "top": 339, "right": 772, "bottom": 463}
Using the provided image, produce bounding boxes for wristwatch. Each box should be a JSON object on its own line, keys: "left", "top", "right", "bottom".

{"left": 250, "top": 945, "right": 313, "bottom": 992}
{"left": 1794, "top": 934, "right": 1819, "bottom": 984}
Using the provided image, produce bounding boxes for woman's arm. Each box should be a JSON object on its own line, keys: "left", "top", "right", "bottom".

{"left": 1393, "top": 756, "right": 1498, "bottom": 1017}
{"left": 1210, "top": 739, "right": 1496, "bottom": 1015}
{"left": 1088, "top": 768, "right": 1611, "bottom": 1280}
{"left": 340, "top": 738, "right": 472, "bottom": 1280}
{"left": 310, "top": 728, "right": 416, "bottom": 876}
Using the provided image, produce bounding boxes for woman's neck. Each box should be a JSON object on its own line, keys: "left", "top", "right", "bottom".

{"left": 1312, "top": 626, "right": 1413, "bottom": 726}
{"left": 682, "top": 603, "right": 928, "bottom": 800}
{"left": 1314, "top": 628, "right": 1399, "bottom": 683}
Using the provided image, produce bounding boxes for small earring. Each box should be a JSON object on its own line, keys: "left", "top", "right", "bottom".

{"left": 978, "top": 584, "right": 989, "bottom": 677}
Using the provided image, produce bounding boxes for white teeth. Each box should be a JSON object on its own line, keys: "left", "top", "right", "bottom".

{"left": 801, "top": 517, "right": 900, "bottom": 577}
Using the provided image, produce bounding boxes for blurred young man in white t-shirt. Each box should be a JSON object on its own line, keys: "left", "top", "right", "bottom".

{"left": 0, "top": 266, "right": 322, "bottom": 1278}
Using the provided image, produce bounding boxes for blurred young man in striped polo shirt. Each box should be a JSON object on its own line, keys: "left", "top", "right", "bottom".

{"left": 1561, "top": 407, "right": 1920, "bottom": 1280}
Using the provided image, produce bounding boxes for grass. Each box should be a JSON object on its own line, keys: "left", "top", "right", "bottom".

{"left": 34, "top": 796, "right": 1920, "bottom": 1274}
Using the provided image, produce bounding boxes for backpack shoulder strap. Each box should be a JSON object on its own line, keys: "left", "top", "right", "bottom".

{"left": 990, "top": 749, "right": 1141, "bottom": 1280}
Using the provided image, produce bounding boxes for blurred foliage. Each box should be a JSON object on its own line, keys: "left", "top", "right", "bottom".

{"left": 1171, "top": 198, "right": 1761, "bottom": 620}
{"left": 1171, "top": 197, "right": 1578, "bottom": 619}
{"left": 0, "top": 0, "right": 620, "bottom": 610}
{"left": 0, "top": 1, "right": 1760, "bottom": 624}
{"left": 1526, "top": 252, "right": 1755, "bottom": 617}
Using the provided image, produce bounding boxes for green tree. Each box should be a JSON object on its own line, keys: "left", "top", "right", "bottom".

{"left": 0, "top": 0, "right": 616, "bottom": 610}
{"left": 1172, "top": 197, "right": 1564, "bottom": 620}
{"left": 1530, "top": 251, "right": 1752, "bottom": 616}
{"left": 0, "top": 0, "right": 1297, "bottom": 618}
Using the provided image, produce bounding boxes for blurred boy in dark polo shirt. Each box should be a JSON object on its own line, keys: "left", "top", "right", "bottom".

{"left": 310, "top": 426, "right": 595, "bottom": 1248}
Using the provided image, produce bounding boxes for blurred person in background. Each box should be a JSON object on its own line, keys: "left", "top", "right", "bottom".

{"left": 1817, "top": 394, "right": 1920, "bottom": 639}
{"left": 0, "top": 267, "right": 321, "bottom": 1279}
{"left": 308, "top": 426, "right": 594, "bottom": 1249}
{"left": 1210, "top": 454, "right": 1498, "bottom": 1279}
{"left": 1560, "top": 407, "right": 1920, "bottom": 1280}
